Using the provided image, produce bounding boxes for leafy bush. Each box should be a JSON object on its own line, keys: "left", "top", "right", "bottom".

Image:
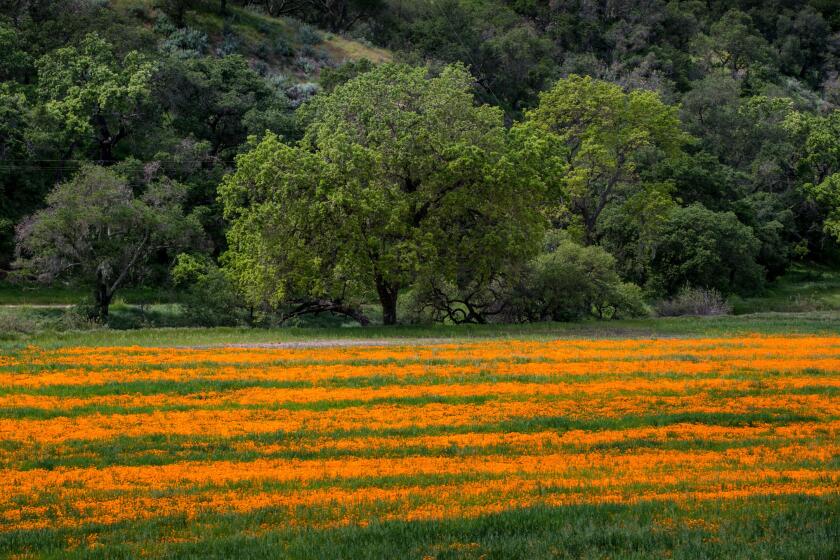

{"left": 298, "top": 44, "right": 315, "bottom": 59}
{"left": 298, "top": 24, "right": 322, "bottom": 45}
{"left": 286, "top": 82, "right": 320, "bottom": 107}
{"left": 59, "top": 305, "right": 101, "bottom": 330}
{"left": 0, "top": 309, "right": 37, "bottom": 335}
{"left": 266, "top": 73, "right": 291, "bottom": 91}
{"left": 273, "top": 36, "right": 295, "bottom": 58}
{"left": 161, "top": 27, "right": 209, "bottom": 57}
{"left": 498, "top": 234, "right": 648, "bottom": 322}
{"left": 320, "top": 59, "right": 374, "bottom": 92}
{"left": 299, "top": 44, "right": 329, "bottom": 62}
{"left": 217, "top": 25, "right": 240, "bottom": 57}
{"left": 153, "top": 14, "right": 177, "bottom": 35}
{"left": 655, "top": 287, "right": 732, "bottom": 316}
{"left": 294, "top": 56, "right": 317, "bottom": 75}
{"left": 126, "top": 3, "right": 151, "bottom": 20}
{"left": 607, "top": 282, "right": 649, "bottom": 319}
{"left": 411, "top": 233, "right": 648, "bottom": 324}
{"left": 171, "top": 254, "right": 248, "bottom": 326}
{"left": 251, "top": 60, "right": 269, "bottom": 76}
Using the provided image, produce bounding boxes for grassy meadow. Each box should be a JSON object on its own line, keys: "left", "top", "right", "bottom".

{"left": 0, "top": 328, "right": 838, "bottom": 558}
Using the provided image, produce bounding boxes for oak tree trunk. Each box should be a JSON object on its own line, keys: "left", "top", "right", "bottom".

{"left": 94, "top": 279, "right": 112, "bottom": 323}
{"left": 375, "top": 277, "right": 399, "bottom": 326}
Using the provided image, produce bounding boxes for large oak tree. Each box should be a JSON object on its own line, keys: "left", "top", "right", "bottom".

{"left": 220, "top": 63, "right": 543, "bottom": 324}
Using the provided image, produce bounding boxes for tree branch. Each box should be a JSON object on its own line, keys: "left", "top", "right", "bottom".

{"left": 107, "top": 233, "right": 149, "bottom": 297}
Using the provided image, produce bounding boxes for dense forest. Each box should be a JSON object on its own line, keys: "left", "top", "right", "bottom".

{"left": 2, "top": 0, "right": 840, "bottom": 325}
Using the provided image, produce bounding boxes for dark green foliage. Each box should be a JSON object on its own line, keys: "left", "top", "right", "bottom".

{"left": 160, "top": 27, "right": 209, "bottom": 57}
{"left": 319, "top": 58, "right": 374, "bottom": 92}
{"left": 1, "top": 0, "right": 840, "bottom": 327}
{"left": 156, "top": 55, "right": 294, "bottom": 158}
{"left": 0, "top": 23, "right": 33, "bottom": 82}
{"left": 653, "top": 151, "right": 741, "bottom": 212}
{"left": 374, "top": 0, "right": 557, "bottom": 115}
{"left": 649, "top": 204, "right": 764, "bottom": 296}
{"left": 36, "top": 32, "right": 158, "bottom": 163}
{"left": 734, "top": 192, "right": 796, "bottom": 279}
{"left": 0, "top": 84, "right": 45, "bottom": 269}
{"left": 171, "top": 253, "right": 248, "bottom": 326}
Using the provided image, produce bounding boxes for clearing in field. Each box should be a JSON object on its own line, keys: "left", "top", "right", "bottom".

{"left": 0, "top": 334, "right": 838, "bottom": 558}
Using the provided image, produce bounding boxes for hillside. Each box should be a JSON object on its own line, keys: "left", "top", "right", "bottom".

{"left": 0, "top": 0, "right": 391, "bottom": 268}
{"left": 2, "top": 0, "right": 840, "bottom": 330}
{"left": 114, "top": 0, "right": 391, "bottom": 75}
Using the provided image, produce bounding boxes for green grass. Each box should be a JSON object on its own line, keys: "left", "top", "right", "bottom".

{"left": 1, "top": 310, "right": 838, "bottom": 351}
{"left": 1, "top": 495, "right": 836, "bottom": 559}
{"left": 732, "top": 264, "right": 840, "bottom": 314}
{"left": 0, "top": 283, "right": 179, "bottom": 305}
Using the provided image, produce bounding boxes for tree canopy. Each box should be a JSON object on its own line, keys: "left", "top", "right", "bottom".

{"left": 221, "top": 63, "right": 543, "bottom": 324}
{"left": 520, "top": 74, "right": 690, "bottom": 243}
{"left": 37, "top": 33, "right": 156, "bottom": 163}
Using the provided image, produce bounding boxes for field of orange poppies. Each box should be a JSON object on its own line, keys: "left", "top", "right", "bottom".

{"left": 1, "top": 334, "right": 838, "bottom": 558}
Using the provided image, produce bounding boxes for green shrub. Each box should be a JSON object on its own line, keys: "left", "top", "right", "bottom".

{"left": 273, "top": 36, "right": 295, "bottom": 57}
{"left": 153, "top": 14, "right": 177, "bottom": 35}
{"left": 217, "top": 26, "right": 240, "bottom": 57}
{"left": 412, "top": 233, "right": 649, "bottom": 324}
{"left": 507, "top": 234, "right": 648, "bottom": 322}
{"left": 0, "top": 309, "right": 37, "bottom": 335}
{"left": 161, "top": 27, "right": 208, "bottom": 57}
{"left": 171, "top": 254, "right": 248, "bottom": 326}
{"left": 59, "top": 305, "right": 101, "bottom": 330}
{"left": 298, "top": 24, "right": 322, "bottom": 45}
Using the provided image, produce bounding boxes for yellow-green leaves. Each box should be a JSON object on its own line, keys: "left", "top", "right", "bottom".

{"left": 519, "top": 74, "right": 690, "bottom": 241}
{"left": 221, "top": 63, "right": 544, "bottom": 323}
{"left": 36, "top": 33, "right": 155, "bottom": 159}
{"left": 784, "top": 109, "right": 840, "bottom": 243}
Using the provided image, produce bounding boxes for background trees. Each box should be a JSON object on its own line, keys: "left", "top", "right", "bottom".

{"left": 36, "top": 33, "right": 157, "bottom": 164}
{"left": 786, "top": 109, "right": 840, "bottom": 244}
{"left": 157, "top": 55, "right": 294, "bottom": 159}
{"left": 648, "top": 204, "right": 764, "bottom": 296}
{"left": 520, "top": 75, "right": 690, "bottom": 244}
{"left": 219, "top": 133, "right": 373, "bottom": 325}
{"left": 2, "top": 0, "right": 840, "bottom": 325}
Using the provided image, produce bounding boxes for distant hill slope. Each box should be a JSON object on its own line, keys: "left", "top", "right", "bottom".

{"left": 110, "top": 0, "right": 391, "bottom": 83}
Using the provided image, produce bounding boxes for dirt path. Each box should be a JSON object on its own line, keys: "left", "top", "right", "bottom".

{"left": 0, "top": 304, "right": 74, "bottom": 308}
{"left": 182, "top": 338, "right": 459, "bottom": 349}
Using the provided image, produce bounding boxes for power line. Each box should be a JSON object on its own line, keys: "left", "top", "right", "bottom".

{"left": 0, "top": 159, "right": 226, "bottom": 163}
